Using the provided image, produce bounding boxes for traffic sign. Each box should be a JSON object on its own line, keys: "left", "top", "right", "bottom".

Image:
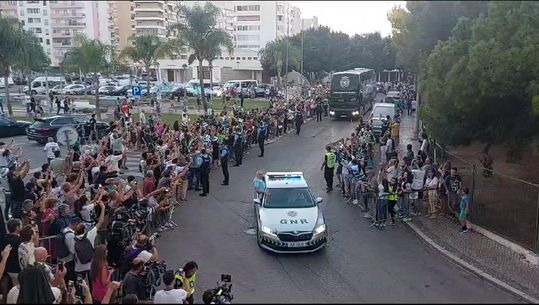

{"left": 132, "top": 85, "right": 142, "bottom": 97}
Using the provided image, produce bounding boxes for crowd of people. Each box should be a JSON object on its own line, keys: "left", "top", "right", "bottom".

{"left": 0, "top": 82, "right": 329, "bottom": 304}
{"left": 323, "top": 81, "right": 470, "bottom": 233}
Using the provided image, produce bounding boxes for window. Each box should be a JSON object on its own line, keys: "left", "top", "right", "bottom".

{"left": 43, "top": 9, "right": 47, "bottom": 16}
{"left": 43, "top": 0, "right": 47, "bottom": 5}
{"left": 27, "top": 8, "right": 40, "bottom": 14}
{"left": 44, "top": 19, "right": 48, "bottom": 25}
{"left": 219, "top": 57, "right": 223, "bottom": 60}
{"left": 38, "top": 37, "right": 43, "bottom": 43}
{"left": 236, "top": 15, "right": 260, "bottom": 21}
{"left": 225, "top": 57, "right": 229, "bottom": 60}
{"left": 51, "top": 117, "right": 73, "bottom": 126}
{"left": 236, "top": 34, "right": 259, "bottom": 42}
{"left": 236, "top": 25, "right": 260, "bottom": 31}
{"left": 46, "top": 38, "right": 50, "bottom": 45}
{"left": 236, "top": 57, "right": 241, "bottom": 60}
{"left": 264, "top": 188, "right": 315, "bottom": 208}
{"left": 236, "top": 45, "right": 259, "bottom": 49}
{"left": 247, "top": 57, "right": 252, "bottom": 60}
{"left": 35, "top": 28, "right": 42, "bottom": 33}
{"left": 277, "top": 15, "right": 283, "bottom": 21}
{"left": 253, "top": 57, "right": 258, "bottom": 60}
{"left": 242, "top": 57, "right": 246, "bottom": 60}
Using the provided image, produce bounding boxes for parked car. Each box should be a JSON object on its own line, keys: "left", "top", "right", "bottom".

{"left": 62, "top": 84, "right": 87, "bottom": 95}
{"left": 254, "top": 84, "right": 268, "bottom": 98}
{"left": 0, "top": 117, "right": 32, "bottom": 138}
{"left": 27, "top": 115, "right": 110, "bottom": 144}
{"left": 170, "top": 85, "right": 186, "bottom": 98}
{"left": 110, "top": 84, "right": 132, "bottom": 96}
{"left": 92, "top": 85, "right": 116, "bottom": 95}
{"left": 49, "top": 85, "right": 64, "bottom": 95}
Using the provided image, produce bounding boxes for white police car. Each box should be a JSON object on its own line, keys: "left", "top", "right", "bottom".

{"left": 254, "top": 172, "right": 327, "bottom": 253}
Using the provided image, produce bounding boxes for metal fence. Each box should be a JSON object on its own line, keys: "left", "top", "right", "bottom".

{"left": 428, "top": 141, "right": 539, "bottom": 254}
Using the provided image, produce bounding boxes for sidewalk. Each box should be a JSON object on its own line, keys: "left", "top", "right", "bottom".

{"left": 397, "top": 114, "right": 539, "bottom": 302}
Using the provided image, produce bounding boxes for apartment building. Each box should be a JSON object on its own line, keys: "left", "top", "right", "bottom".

{"left": 0, "top": 0, "right": 112, "bottom": 66}
{"left": 302, "top": 16, "right": 319, "bottom": 30}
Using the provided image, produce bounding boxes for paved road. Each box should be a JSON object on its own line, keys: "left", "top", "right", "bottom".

{"left": 2, "top": 101, "right": 521, "bottom": 303}
{"left": 154, "top": 118, "right": 521, "bottom": 303}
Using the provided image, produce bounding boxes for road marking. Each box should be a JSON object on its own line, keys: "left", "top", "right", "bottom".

{"left": 407, "top": 222, "right": 539, "bottom": 304}
{"left": 244, "top": 228, "right": 257, "bottom": 235}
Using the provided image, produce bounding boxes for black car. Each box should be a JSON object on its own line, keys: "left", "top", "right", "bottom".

{"left": 27, "top": 115, "right": 110, "bottom": 144}
{"left": 170, "top": 85, "right": 186, "bottom": 98}
{"left": 0, "top": 117, "right": 32, "bottom": 138}
{"left": 110, "top": 85, "right": 132, "bottom": 96}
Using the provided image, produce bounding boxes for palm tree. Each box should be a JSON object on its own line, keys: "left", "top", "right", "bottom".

{"left": 0, "top": 17, "right": 48, "bottom": 116}
{"left": 169, "top": 2, "right": 233, "bottom": 114}
{"left": 119, "top": 35, "right": 180, "bottom": 97}
{"left": 201, "top": 39, "right": 233, "bottom": 102}
{"left": 62, "top": 34, "right": 112, "bottom": 119}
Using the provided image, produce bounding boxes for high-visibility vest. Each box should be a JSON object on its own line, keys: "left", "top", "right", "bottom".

{"left": 325, "top": 152, "right": 336, "bottom": 169}
{"left": 175, "top": 273, "right": 197, "bottom": 294}
{"left": 388, "top": 186, "right": 398, "bottom": 201}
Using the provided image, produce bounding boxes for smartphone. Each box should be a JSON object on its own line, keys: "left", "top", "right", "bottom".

{"left": 76, "top": 276, "right": 84, "bottom": 297}
{"left": 58, "top": 261, "right": 64, "bottom": 272}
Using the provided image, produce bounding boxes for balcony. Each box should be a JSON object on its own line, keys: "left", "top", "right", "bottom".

{"left": 50, "top": 1, "right": 85, "bottom": 9}
{"left": 134, "top": 6, "right": 165, "bottom": 13}
{"left": 52, "top": 31, "right": 72, "bottom": 37}
{"left": 51, "top": 13, "right": 85, "bottom": 19}
{"left": 52, "top": 21, "right": 86, "bottom": 27}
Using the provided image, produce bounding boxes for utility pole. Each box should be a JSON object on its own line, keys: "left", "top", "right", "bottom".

{"left": 285, "top": 2, "right": 289, "bottom": 102}
{"left": 300, "top": 18, "right": 304, "bottom": 88}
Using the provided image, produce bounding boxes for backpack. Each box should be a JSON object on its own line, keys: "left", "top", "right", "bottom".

{"left": 74, "top": 233, "right": 94, "bottom": 264}
{"left": 56, "top": 230, "right": 74, "bottom": 260}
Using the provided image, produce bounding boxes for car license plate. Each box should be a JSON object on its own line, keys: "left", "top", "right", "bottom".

{"left": 286, "top": 241, "right": 307, "bottom": 247}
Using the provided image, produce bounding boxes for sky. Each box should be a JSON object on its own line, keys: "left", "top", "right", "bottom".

{"left": 290, "top": 1, "right": 406, "bottom": 37}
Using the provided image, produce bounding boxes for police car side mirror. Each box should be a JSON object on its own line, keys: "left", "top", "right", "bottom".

{"left": 253, "top": 198, "right": 261, "bottom": 205}
{"left": 315, "top": 197, "right": 323, "bottom": 204}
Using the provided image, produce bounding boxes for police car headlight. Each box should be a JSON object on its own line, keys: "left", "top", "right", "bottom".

{"left": 352, "top": 111, "right": 360, "bottom": 116}
{"left": 313, "top": 224, "right": 326, "bottom": 235}
{"left": 261, "top": 225, "right": 277, "bottom": 237}
{"left": 329, "top": 111, "right": 335, "bottom": 115}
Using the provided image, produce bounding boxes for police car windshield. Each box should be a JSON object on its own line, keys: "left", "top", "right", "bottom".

{"left": 264, "top": 188, "right": 315, "bottom": 208}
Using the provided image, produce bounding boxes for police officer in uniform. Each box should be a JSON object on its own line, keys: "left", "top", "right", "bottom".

{"left": 220, "top": 141, "right": 230, "bottom": 185}
{"left": 316, "top": 98, "right": 323, "bottom": 122}
{"left": 295, "top": 107, "right": 304, "bottom": 135}
{"left": 233, "top": 127, "right": 243, "bottom": 166}
{"left": 199, "top": 149, "right": 212, "bottom": 196}
{"left": 257, "top": 119, "right": 267, "bottom": 157}
{"left": 321, "top": 145, "right": 336, "bottom": 192}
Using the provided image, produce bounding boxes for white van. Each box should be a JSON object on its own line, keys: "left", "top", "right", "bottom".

{"left": 27, "top": 77, "right": 67, "bottom": 95}
{"left": 370, "top": 102, "right": 396, "bottom": 138}
{"left": 224, "top": 79, "right": 258, "bottom": 97}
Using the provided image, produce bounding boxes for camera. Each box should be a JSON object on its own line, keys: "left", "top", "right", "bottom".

{"left": 203, "top": 275, "right": 233, "bottom": 304}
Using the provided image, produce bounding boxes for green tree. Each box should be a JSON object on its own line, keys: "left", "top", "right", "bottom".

{"left": 201, "top": 37, "right": 233, "bottom": 101}
{"left": 387, "top": 1, "right": 488, "bottom": 72}
{"left": 259, "top": 38, "right": 300, "bottom": 85}
{"left": 120, "top": 35, "right": 180, "bottom": 96}
{"left": 421, "top": 1, "right": 539, "bottom": 159}
{"left": 0, "top": 17, "right": 48, "bottom": 115}
{"left": 169, "top": 2, "right": 233, "bottom": 114}
{"left": 62, "top": 34, "right": 112, "bottom": 119}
